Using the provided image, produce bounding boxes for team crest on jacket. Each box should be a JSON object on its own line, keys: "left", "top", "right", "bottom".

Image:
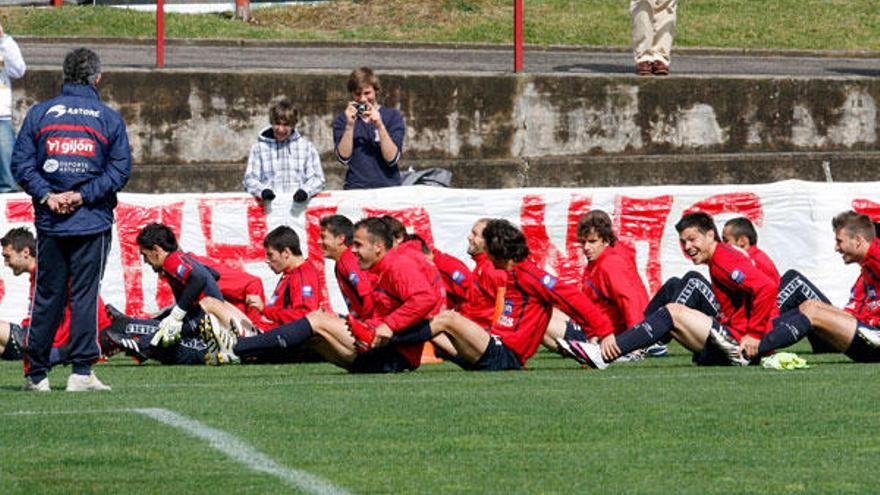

{"left": 542, "top": 274, "right": 557, "bottom": 289}
{"left": 42, "top": 159, "right": 59, "bottom": 173}
{"left": 348, "top": 272, "right": 359, "bottom": 285}
{"left": 176, "top": 264, "right": 187, "bottom": 278}
{"left": 502, "top": 299, "right": 513, "bottom": 315}
{"left": 302, "top": 285, "right": 313, "bottom": 297}
{"left": 730, "top": 269, "right": 745, "bottom": 284}
{"left": 452, "top": 270, "right": 464, "bottom": 284}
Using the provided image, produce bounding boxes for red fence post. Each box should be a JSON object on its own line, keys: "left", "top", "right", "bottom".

{"left": 235, "top": 0, "right": 251, "bottom": 21}
{"left": 156, "top": 0, "right": 165, "bottom": 68}
{"left": 52, "top": 0, "right": 62, "bottom": 6}
{"left": 514, "top": 0, "right": 523, "bottom": 72}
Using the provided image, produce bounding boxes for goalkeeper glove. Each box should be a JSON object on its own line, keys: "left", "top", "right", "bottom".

{"left": 151, "top": 305, "right": 187, "bottom": 347}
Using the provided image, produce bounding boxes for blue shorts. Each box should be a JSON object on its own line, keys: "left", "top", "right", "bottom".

{"left": 845, "top": 321, "right": 880, "bottom": 363}
{"left": 350, "top": 346, "right": 415, "bottom": 374}
{"left": 564, "top": 321, "right": 587, "bottom": 342}
{"left": 469, "top": 336, "right": 522, "bottom": 372}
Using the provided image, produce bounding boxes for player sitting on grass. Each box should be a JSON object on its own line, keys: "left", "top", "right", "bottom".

{"left": 721, "top": 215, "right": 835, "bottom": 354}
{"left": 99, "top": 299, "right": 248, "bottom": 365}
{"left": 0, "top": 227, "right": 111, "bottom": 367}
{"left": 543, "top": 210, "right": 653, "bottom": 360}
{"left": 243, "top": 225, "right": 324, "bottom": 330}
{"left": 0, "top": 226, "right": 215, "bottom": 366}
{"left": 458, "top": 218, "right": 507, "bottom": 330}
{"left": 136, "top": 223, "right": 235, "bottom": 354}
{"left": 722, "top": 216, "right": 781, "bottom": 283}
{"left": 560, "top": 212, "right": 778, "bottom": 369}
{"left": 215, "top": 217, "right": 442, "bottom": 373}
{"left": 428, "top": 219, "right": 613, "bottom": 371}
{"left": 319, "top": 214, "right": 374, "bottom": 319}
{"left": 756, "top": 211, "right": 880, "bottom": 362}
{"left": 203, "top": 225, "right": 326, "bottom": 365}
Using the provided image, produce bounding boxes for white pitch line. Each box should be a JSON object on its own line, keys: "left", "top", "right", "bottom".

{"left": 4, "top": 407, "right": 352, "bottom": 495}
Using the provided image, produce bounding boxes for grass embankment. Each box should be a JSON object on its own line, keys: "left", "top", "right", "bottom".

{"left": 0, "top": 0, "right": 877, "bottom": 51}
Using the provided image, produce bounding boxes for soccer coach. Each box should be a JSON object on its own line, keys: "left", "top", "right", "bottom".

{"left": 12, "top": 48, "right": 130, "bottom": 392}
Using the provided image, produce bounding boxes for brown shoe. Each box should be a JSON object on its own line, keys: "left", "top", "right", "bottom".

{"left": 652, "top": 60, "right": 670, "bottom": 75}
{"left": 635, "top": 61, "right": 653, "bottom": 76}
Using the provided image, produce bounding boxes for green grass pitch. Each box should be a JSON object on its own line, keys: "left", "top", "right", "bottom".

{"left": 1, "top": 341, "right": 879, "bottom": 495}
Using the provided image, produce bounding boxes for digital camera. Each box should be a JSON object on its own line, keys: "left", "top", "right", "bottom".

{"left": 356, "top": 103, "right": 368, "bottom": 114}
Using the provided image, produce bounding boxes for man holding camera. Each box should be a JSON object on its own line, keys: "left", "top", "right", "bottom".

{"left": 333, "top": 67, "right": 405, "bottom": 190}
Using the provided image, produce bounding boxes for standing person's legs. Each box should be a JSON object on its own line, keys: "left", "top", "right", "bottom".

{"left": 25, "top": 234, "right": 70, "bottom": 385}
{"left": 66, "top": 230, "right": 112, "bottom": 377}
{"left": 631, "top": 0, "right": 656, "bottom": 74}
{"left": 0, "top": 120, "right": 17, "bottom": 192}
{"left": 651, "top": 0, "right": 677, "bottom": 74}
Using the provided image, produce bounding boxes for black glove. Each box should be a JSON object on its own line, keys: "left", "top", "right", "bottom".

{"left": 293, "top": 189, "right": 308, "bottom": 203}
{"left": 261, "top": 189, "right": 276, "bottom": 201}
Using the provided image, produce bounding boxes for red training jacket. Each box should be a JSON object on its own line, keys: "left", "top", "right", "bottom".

{"left": 581, "top": 242, "right": 649, "bottom": 333}
{"left": 367, "top": 248, "right": 444, "bottom": 369}
{"left": 431, "top": 248, "right": 473, "bottom": 310}
{"left": 459, "top": 252, "right": 507, "bottom": 329}
{"left": 845, "top": 238, "right": 880, "bottom": 327}
{"left": 746, "top": 245, "right": 781, "bottom": 285}
{"left": 708, "top": 243, "right": 778, "bottom": 340}
{"left": 261, "top": 260, "right": 324, "bottom": 325}
{"left": 335, "top": 247, "right": 374, "bottom": 319}
{"left": 491, "top": 259, "right": 614, "bottom": 364}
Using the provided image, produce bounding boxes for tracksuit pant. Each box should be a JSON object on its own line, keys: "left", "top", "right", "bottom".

{"left": 25, "top": 229, "right": 111, "bottom": 381}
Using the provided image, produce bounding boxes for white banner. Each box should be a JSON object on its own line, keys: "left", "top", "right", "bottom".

{"left": 0, "top": 179, "right": 873, "bottom": 324}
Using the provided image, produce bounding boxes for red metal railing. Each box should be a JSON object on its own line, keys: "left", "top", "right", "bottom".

{"left": 156, "top": 0, "right": 165, "bottom": 68}
{"left": 514, "top": 0, "right": 523, "bottom": 72}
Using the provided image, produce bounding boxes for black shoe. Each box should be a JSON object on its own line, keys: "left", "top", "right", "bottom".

{"left": 106, "top": 328, "right": 149, "bottom": 363}
{"left": 105, "top": 303, "right": 125, "bottom": 321}
{"left": 9, "top": 325, "right": 27, "bottom": 354}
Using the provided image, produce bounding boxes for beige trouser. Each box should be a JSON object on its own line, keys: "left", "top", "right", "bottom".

{"left": 631, "top": 0, "right": 677, "bottom": 65}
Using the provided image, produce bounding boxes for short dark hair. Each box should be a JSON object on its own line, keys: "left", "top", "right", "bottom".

{"left": 320, "top": 214, "right": 354, "bottom": 245}
{"left": 354, "top": 217, "right": 393, "bottom": 249}
{"left": 347, "top": 67, "right": 381, "bottom": 94}
{"left": 0, "top": 227, "right": 35, "bottom": 255}
{"left": 136, "top": 223, "right": 178, "bottom": 252}
{"left": 380, "top": 215, "right": 407, "bottom": 242}
{"left": 263, "top": 226, "right": 302, "bottom": 256}
{"left": 832, "top": 210, "right": 875, "bottom": 241}
{"left": 675, "top": 212, "right": 719, "bottom": 241}
{"left": 484, "top": 219, "right": 529, "bottom": 263}
{"left": 577, "top": 210, "right": 616, "bottom": 245}
{"left": 269, "top": 99, "right": 299, "bottom": 127}
{"left": 404, "top": 233, "right": 431, "bottom": 255}
{"left": 724, "top": 217, "right": 758, "bottom": 246}
{"left": 63, "top": 48, "right": 101, "bottom": 86}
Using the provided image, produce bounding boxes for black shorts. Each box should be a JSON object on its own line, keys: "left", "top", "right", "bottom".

{"left": 564, "top": 321, "right": 587, "bottom": 342}
{"left": 845, "top": 322, "right": 880, "bottom": 363}
{"left": 350, "top": 346, "right": 415, "bottom": 374}
{"left": 692, "top": 321, "right": 739, "bottom": 366}
{"left": 1, "top": 324, "right": 24, "bottom": 361}
{"left": 469, "top": 336, "right": 522, "bottom": 372}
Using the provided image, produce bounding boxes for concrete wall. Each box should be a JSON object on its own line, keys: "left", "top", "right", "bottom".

{"left": 12, "top": 69, "right": 880, "bottom": 190}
